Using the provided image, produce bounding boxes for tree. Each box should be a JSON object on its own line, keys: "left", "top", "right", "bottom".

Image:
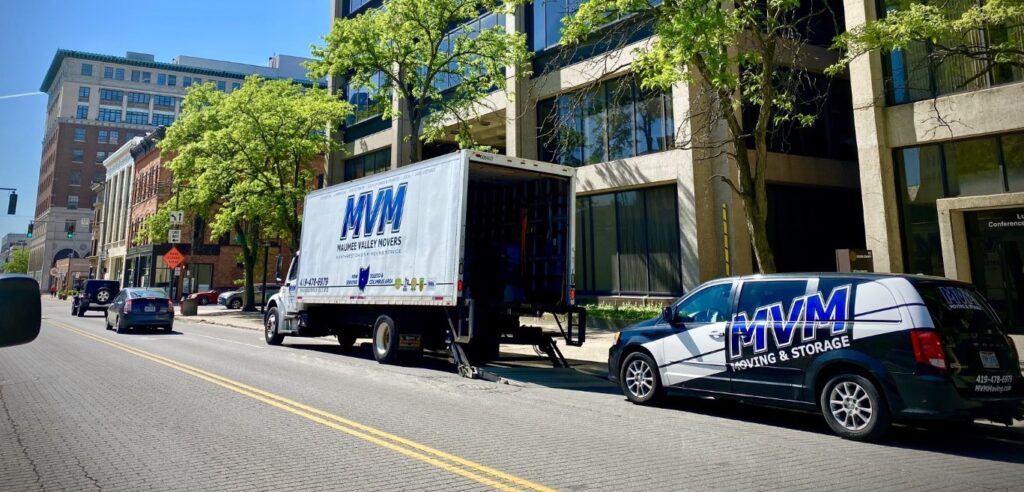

{"left": 562, "top": 0, "right": 840, "bottom": 273}
{"left": 310, "top": 0, "right": 532, "bottom": 164}
{"left": 140, "top": 77, "right": 351, "bottom": 311}
{"left": 832, "top": 0, "right": 1024, "bottom": 90}
{"left": 2, "top": 248, "right": 28, "bottom": 274}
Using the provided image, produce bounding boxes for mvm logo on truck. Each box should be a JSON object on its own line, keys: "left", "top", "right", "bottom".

{"left": 340, "top": 183, "right": 408, "bottom": 240}
{"left": 729, "top": 285, "right": 851, "bottom": 360}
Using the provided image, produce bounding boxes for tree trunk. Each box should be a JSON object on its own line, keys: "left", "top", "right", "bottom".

{"left": 235, "top": 222, "right": 261, "bottom": 312}
{"left": 739, "top": 192, "right": 777, "bottom": 274}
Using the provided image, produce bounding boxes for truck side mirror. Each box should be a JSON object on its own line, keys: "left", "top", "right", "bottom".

{"left": 0, "top": 275, "right": 41, "bottom": 348}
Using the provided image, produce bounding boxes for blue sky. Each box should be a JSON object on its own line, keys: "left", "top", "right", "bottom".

{"left": 0, "top": 0, "right": 330, "bottom": 239}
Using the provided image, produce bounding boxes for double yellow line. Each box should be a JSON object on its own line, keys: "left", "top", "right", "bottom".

{"left": 49, "top": 320, "right": 554, "bottom": 492}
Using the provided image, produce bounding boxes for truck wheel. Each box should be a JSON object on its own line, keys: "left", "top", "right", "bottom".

{"left": 820, "top": 373, "right": 891, "bottom": 441}
{"left": 620, "top": 351, "right": 664, "bottom": 405}
{"left": 265, "top": 307, "right": 284, "bottom": 345}
{"left": 372, "top": 315, "right": 400, "bottom": 364}
{"left": 337, "top": 331, "right": 358, "bottom": 351}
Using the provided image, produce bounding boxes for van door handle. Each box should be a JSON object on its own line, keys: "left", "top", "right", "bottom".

{"left": 709, "top": 330, "right": 725, "bottom": 338}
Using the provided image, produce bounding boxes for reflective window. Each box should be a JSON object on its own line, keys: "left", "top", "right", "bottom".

{"left": 73, "top": 128, "right": 86, "bottom": 142}
{"left": 127, "top": 92, "right": 150, "bottom": 104}
{"left": 737, "top": 280, "right": 808, "bottom": 318}
{"left": 157, "top": 73, "right": 167, "bottom": 86}
{"left": 342, "top": 148, "right": 391, "bottom": 182}
{"left": 98, "top": 108, "right": 122, "bottom": 122}
{"left": 68, "top": 195, "right": 79, "bottom": 210}
{"left": 532, "top": 0, "right": 584, "bottom": 51}
{"left": 167, "top": 75, "right": 177, "bottom": 87}
{"left": 76, "top": 105, "right": 89, "bottom": 119}
{"left": 676, "top": 283, "right": 733, "bottom": 324}
{"left": 81, "top": 63, "right": 92, "bottom": 76}
{"left": 217, "top": 81, "right": 226, "bottom": 92}
{"left": 152, "top": 113, "right": 175, "bottom": 126}
{"left": 131, "top": 70, "right": 141, "bottom": 82}
{"left": 1002, "top": 133, "right": 1024, "bottom": 192}
{"left": 69, "top": 171, "right": 81, "bottom": 186}
{"left": 100, "top": 89, "right": 123, "bottom": 102}
{"left": 126, "top": 111, "right": 149, "bottom": 125}
{"left": 347, "top": 71, "right": 389, "bottom": 123}
{"left": 78, "top": 86, "right": 90, "bottom": 100}
{"left": 944, "top": 138, "right": 1002, "bottom": 197}
{"left": 103, "top": 66, "right": 113, "bottom": 79}
{"left": 72, "top": 149, "right": 84, "bottom": 162}
{"left": 153, "top": 95, "right": 176, "bottom": 107}
{"left": 115, "top": 68, "right": 125, "bottom": 80}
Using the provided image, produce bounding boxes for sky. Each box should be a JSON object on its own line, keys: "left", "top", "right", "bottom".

{"left": 0, "top": 0, "right": 331, "bottom": 240}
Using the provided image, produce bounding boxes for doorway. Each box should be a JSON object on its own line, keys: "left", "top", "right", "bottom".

{"left": 966, "top": 208, "right": 1024, "bottom": 334}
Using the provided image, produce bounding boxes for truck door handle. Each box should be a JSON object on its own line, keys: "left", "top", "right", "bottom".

{"left": 709, "top": 330, "right": 725, "bottom": 338}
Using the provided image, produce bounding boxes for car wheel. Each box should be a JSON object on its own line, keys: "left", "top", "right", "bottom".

{"left": 71, "top": 303, "right": 78, "bottom": 316}
{"left": 229, "top": 298, "right": 242, "bottom": 310}
{"left": 372, "top": 315, "right": 400, "bottom": 364}
{"left": 620, "top": 351, "right": 665, "bottom": 405}
{"left": 820, "top": 373, "right": 891, "bottom": 441}
{"left": 105, "top": 318, "right": 112, "bottom": 330}
{"left": 115, "top": 317, "right": 128, "bottom": 334}
{"left": 94, "top": 288, "right": 112, "bottom": 305}
{"left": 164, "top": 324, "right": 173, "bottom": 333}
{"left": 337, "top": 331, "right": 358, "bottom": 351}
{"left": 199, "top": 297, "right": 209, "bottom": 306}
{"left": 77, "top": 304, "right": 86, "bottom": 317}
{"left": 264, "top": 307, "right": 284, "bottom": 345}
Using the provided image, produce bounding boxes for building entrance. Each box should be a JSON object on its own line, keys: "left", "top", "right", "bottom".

{"left": 966, "top": 208, "right": 1024, "bottom": 335}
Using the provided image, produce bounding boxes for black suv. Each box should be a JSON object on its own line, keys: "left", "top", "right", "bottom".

{"left": 72, "top": 280, "right": 120, "bottom": 317}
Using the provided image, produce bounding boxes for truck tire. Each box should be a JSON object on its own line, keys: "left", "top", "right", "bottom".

{"left": 337, "top": 331, "right": 358, "bottom": 351}
{"left": 372, "top": 315, "right": 400, "bottom": 364}
{"left": 264, "top": 307, "right": 284, "bottom": 346}
{"left": 820, "top": 373, "right": 891, "bottom": 441}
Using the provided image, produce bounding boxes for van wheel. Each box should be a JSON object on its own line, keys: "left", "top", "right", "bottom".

{"left": 265, "top": 307, "right": 284, "bottom": 345}
{"left": 337, "top": 331, "right": 358, "bottom": 351}
{"left": 620, "top": 351, "right": 664, "bottom": 405}
{"left": 820, "top": 373, "right": 891, "bottom": 441}
{"left": 372, "top": 315, "right": 400, "bottom": 364}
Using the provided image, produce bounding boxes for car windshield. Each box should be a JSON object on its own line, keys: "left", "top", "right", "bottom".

{"left": 130, "top": 289, "right": 168, "bottom": 299}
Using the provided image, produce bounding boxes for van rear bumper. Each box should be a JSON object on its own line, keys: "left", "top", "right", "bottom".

{"left": 890, "top": 373, "right": 1024, "bottom": 422}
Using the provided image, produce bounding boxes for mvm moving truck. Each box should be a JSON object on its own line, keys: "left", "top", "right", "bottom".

{"left": 264, "top": 150, "right": 585, "bottom": 373}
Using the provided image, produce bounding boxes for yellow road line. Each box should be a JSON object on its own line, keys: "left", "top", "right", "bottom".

{"left": 48, "top": 320, "right": 554, "bottom": 492}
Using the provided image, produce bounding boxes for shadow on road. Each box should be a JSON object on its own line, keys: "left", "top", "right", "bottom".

{"left": 283, "top": 341, "right": 460, "bottom": 373}
{"left": 115, "top": 328, "right": 183, "bottom": 336}
{"left": 654, "top": 396, "right": 1024, "bottom": 463}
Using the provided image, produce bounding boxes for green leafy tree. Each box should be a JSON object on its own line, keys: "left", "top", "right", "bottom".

{"left": 563, "top": 0, "right": 838, "bottom": 273}
{"left": 2, "top": 248, "right": 29, "bottom": 274}
{"left": 140, "top": 76, "right": 351, "bottom": 311}
{"left": 310, "top": 0, "right": 532, "bottom": 164}
{"left": 832, "top": 0, "right": 1024, "bottom": 86}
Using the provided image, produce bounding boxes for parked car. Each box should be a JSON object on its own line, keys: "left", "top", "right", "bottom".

{"left": 218, "top": 285, "right": 280, "bottom": 310}
{"left": 186, "top": 288, "right": 228, "bottom": 306}
{"left": 608, "top": 273, "right": 1023, "bottom": 441}
{"left": 71, "top": 279, "right": 120, "bottom": 317}
{"left": 105, "top": 288, "right": 174, "bottom": 333}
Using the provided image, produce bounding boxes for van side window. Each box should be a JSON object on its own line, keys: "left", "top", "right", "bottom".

{"left": 737, "top": 280, "right": 808, "bottom": 317}
{"left": 676, "top": 283, "right": 732, "bottom": 323}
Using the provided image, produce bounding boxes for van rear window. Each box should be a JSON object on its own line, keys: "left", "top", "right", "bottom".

{"left": 916, "top": 283, "right": 1004, "bottom": 335}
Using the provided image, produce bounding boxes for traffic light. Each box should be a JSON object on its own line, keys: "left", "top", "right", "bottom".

{"left": 66, "top": 223, "right": 75, "bottom": 239}
{"left": 6, "top": 192, "right": 15, "bottom": 215}
{"left": 26, "top": 222, "right": 33, "bottom": 239}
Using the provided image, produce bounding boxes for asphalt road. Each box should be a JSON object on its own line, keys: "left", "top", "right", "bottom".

{"left": 2, "top": 298, "right": 1024, "bottom": 491}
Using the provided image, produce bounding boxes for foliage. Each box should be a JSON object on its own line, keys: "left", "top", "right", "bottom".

{"left": 141, "top": 76, "right": 351, "bottom": 310}
{"left": 563, "top": 0, "right": 837, "bottom": 273}
{"left": 831, "top": 0, "right": 1024, "bottom": 81}
{"left": 310, "top": 0, "right": 532, "bottom": 163}
{"left": 2, "top": 248, "right": 29, "bottom": 273}
{"left": 580, "top": 302, "right": 664, "bottom": 321}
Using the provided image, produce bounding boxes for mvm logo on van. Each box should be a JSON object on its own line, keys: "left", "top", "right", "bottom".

{"left": 729, "top": 285, "right": 851, "bottom": 361}
{"left": 340, "top": 183, "right": 408, "bottom": 240}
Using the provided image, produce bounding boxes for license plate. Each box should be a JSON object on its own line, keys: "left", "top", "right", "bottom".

{"left": 979, "top": 351, "right": 1000, "bottom": 369}
{"left": 144, "top": 305, "right": 156, "bottom": 313}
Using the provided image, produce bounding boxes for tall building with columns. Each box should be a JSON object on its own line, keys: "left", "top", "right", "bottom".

{"left": 95, "top": 137, "right": 142, "bottom": 283}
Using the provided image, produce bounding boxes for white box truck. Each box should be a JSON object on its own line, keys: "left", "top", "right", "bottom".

{"left": 264, "top": 150, "right": 585, "bottom": 373}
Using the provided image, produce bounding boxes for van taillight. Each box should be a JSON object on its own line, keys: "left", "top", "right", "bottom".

{"left": 123, "top": 300, "right": 132, "bottom": 314}
{"left": 910, "top": 329, "right": 946, "bottom": 371}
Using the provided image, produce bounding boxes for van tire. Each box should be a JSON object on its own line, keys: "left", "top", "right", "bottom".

{"left": 264, "top": 307, "right": 284, "bottom": 346}
{"left": 372, "top": 315, "right": 400, "bottom": 364}
{"left": 820, "top": 373, "right": 891, "bottom": 441}
{"left": 620, "top": 351, "right": 665, "bottom": 405}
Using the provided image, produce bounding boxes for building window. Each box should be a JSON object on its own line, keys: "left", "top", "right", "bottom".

{"left": 532, "top": 0, "right": 583, "bottom": 51}
{"left": 157, "top": 73, "right": 166, "bottom": 85}
{"left": 430, "top": 12, "right": 505, "bottom": 92}
{"left": 142, "top": 71, "right": 151, "bottom": 84}
{"left": 183, "top": 76, "right": 192, "bottom": 88}
{"left": 895, "top": 130, "right": 1024, "bottom": 276}
{"left": 98, "top": 108, "right": 122, "bottom": 122}
{"left": 153, "top": 95, "right": 176, "bottom": 107}
{"left": 537, "top": 75, "right": 673, "bottom": 166}
{"left": 131, "top": 70, "right": 141, "bottom": 82}
{"left": 231, "top": 82, "right": 241, "bottom": 91}
{"left": 81, "top": 63, "right": 93, "bottom": 76}
{"left": 76, "top": 105, "right": 89, "bottom": 119}
{"left": 93, "top": 173, "right": 105, "bottom": 184}
{"left": 96, "top": 151, "right": 108, "bottom": 164}
{"left": 72, "top": 149, "right": 84, "bottom": 162}
{"left": 78, "top": 86, "right": 90, "bottom": 100}
{"left": 349, "top": 0, "right": 372, "bottom": 14}
{"left": 193, "top": 77, "right": 202, "bottom": 85}
{"left": 347, "top": 71, "right": 389, "bottom": 123}
{"left": 73, "top": 128, "right": 86, "bottom": 142}
{"left": 217, "top": 80, "right": 226, "bottom": 92}
{"left": 115, "top": 68, "right": 125, "bottom": 80}
{"left": 98, "top": 130, "right": 109, "bottom": 144}
{"left": 167, "top": 75, "right": 177, "bottom": 87}
{"left": 127, "top": 92, "right": 150, "bottom": 104}
{"left": 103, "top": 66, "right": 114, "bottom": 79}
{"left": 151, "top": 113, "right": 175, "bottom": 126}
{"left": 126, "top": 111, "right": 149, "bottom": 125}
{"left": 100, "top": 89, "right": 123, "bottom": 103}
{"left": 341, "top": 148, "right": 391, "bottom": 182}
{"left": 575, "top": 186, "right": 681, "bottom": 295}
{"left": 109, "top": 130, "right": 119, "bottom": 145}
{"left": 68, "top": 195, "right": 79, "bottom": 210}
{"left": 69, "top": 171, "right": 81, "bottom": 186}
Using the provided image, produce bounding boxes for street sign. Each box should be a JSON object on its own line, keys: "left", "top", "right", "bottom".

{"left": 169, "top": 211, "right": 184, "bottom": 226}
{"left": 168, "top": 229, "right": 182, "bottom": 244}
{"left": 163, "top": 247, "right": 186, "bottom": 270}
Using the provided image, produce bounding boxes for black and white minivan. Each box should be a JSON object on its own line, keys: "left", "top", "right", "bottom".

{"left": 608, "top": 273, "right": 1023, "bottom": 441}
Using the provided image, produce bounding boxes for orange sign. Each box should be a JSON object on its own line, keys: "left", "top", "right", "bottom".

{"left": 163, "top": 247, "right": 186, "bottom": 270}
